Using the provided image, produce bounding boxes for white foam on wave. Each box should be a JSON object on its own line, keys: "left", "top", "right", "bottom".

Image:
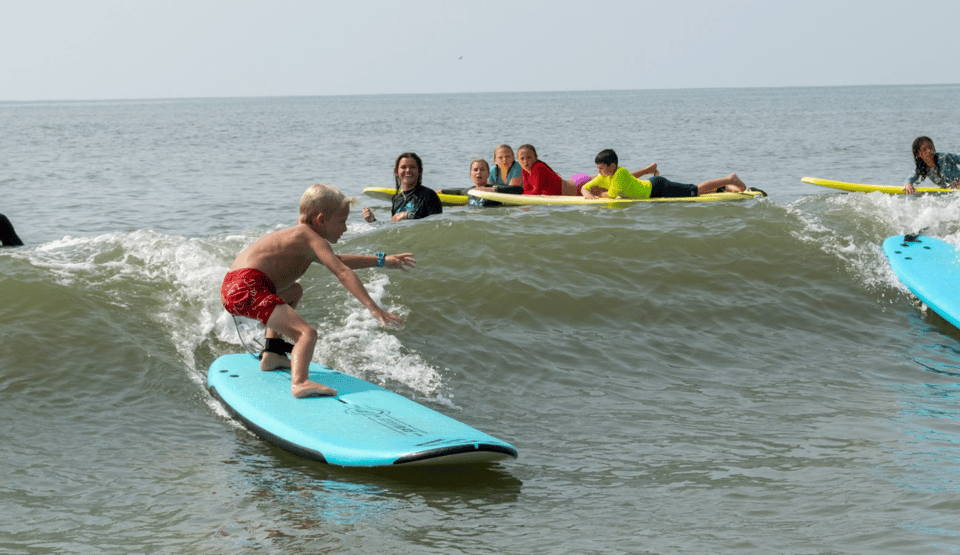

{"left": 27, "top": 229, "right": 240, "bottom": 374}
{"left": 213, "top": 273, "right": 448, "bottom": 401}
{"left": 312, "top": 273, "right": 447, "bottom": 400}
{"left": 786, "top": 192, "right": 960, "bottom": 292}
{"left": 22, "top": 229, "right": 449, "bottom": 400}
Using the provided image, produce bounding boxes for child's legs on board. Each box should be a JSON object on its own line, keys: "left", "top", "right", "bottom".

{"left": 265, "top": 302, "right": 336, "bottom": 397}
{"left": 696, "top": 173, "right": 746, "bottom": 195}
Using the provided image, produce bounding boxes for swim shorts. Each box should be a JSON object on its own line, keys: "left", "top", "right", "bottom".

{"left": 220, "top": 268, "right": 285, "bottom": 325}
{"left": 649, "top": 176, "right": 698, "bottom": 198}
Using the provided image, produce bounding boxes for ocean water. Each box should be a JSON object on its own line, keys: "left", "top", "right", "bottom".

{"left": 3, "top": 85, "right": 960, "bottom": 554}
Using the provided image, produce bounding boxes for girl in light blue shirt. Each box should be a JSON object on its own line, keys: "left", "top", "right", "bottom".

{"left": 489, "top": 144, "right": 524, "bottom": 190}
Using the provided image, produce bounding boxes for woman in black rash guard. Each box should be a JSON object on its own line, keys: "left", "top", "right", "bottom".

{"left": 362, "top": 152, "right": 442, "bottom": 223}
{"left": 0, "top": 213, "right": 23, "bottom": 247}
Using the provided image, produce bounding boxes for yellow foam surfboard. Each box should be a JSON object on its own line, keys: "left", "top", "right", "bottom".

{"left": 362, "top": 187, "right": 468, "bottom": 206}
{"left": 467, "top": 187, "right": 766, "bottom": 206}
{"left": 801, "top": 177, "right": 954, "bottom": 195}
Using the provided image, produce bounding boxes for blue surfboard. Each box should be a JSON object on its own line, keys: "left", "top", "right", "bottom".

{"left": 883, "top": 234, "right": 960, "bottom": 330}
{"left": 207, "top": 353, "right": 518, "bottom": 467}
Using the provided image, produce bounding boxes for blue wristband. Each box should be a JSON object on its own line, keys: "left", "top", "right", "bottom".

{"left": 376, "top": 252, "right": 386, "bottom": 268}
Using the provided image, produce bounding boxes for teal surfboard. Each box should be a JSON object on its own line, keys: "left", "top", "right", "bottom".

{"left": 207, "top": 354, "right": 518, "bottom": 467}
{"left": 883, "top": 234, "right": 960, "bottom": 330}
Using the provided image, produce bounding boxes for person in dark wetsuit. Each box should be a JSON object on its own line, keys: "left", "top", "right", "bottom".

{"left": 0, "top": 213, "right": 23, "bottom": 246}
{"left": 362, "top": 152, "right": 442, "bottom": 223}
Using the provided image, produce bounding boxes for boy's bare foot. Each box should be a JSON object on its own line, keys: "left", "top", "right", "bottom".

{"left": 727, "top": 173, "right": 747, "bottom": 192}
{"left": 292, "top": 380, "right": 338, "bottom": 398}
{"left": 260, "top": 351, "right": 292, "bottom": 371}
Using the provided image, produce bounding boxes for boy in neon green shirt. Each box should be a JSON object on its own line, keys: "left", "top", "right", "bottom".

{"left": 580, "top": 149, "right": 746, "bottom": 199}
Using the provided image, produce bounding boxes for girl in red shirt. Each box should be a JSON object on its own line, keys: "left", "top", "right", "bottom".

{"left": 517, "top": 144, "right": 577, "bottom": 196}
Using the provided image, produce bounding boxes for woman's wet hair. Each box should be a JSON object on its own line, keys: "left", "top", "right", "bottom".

{"left": 912, "top": 136, "right": 935, "bottom": 178}
{"left": 394, "top": 152, "right": 424, "bottom": 191}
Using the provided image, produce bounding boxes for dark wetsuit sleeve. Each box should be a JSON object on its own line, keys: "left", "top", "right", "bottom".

{"left": 413, "top": 188, "right": 443, "bottom": 219}
{"left": 495, "top": 185, "right": 524, "bottom": 195}
{"left": 0, "top": 213, "right": 24, "bottom": 247}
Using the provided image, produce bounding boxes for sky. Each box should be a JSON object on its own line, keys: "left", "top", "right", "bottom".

{"left": 2, "top": 0, "right": 958, "bottom": 101}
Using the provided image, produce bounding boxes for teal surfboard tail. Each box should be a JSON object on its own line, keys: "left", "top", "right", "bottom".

{"left": 207, "top": 354, "right": 518, "bottom": 467}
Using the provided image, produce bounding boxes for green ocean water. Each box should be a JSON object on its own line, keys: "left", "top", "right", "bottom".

{"left": 3, "top": 86, "right": 960, "bottom": 554}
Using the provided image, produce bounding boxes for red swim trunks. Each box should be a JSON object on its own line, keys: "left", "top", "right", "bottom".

{"left": 220, "top": 268, "right": 286, "bottom": 325}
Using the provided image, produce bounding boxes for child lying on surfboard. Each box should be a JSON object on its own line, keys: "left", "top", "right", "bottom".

{"left": 221, "top": 184, "right": 416, "bottom": 398}
{"left": 580, "top": 149, "right": 746, "bottom": 199}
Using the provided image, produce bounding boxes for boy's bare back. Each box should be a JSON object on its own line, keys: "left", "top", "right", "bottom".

{"left": 221, "top": 183, "right": 415, "bottom": 399}
{"left": 229, "top": 224, "right": 332, "bottom": 292}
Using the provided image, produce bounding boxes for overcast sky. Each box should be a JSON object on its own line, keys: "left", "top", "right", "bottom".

{"left": 2, "top": 0, "right": 957, "bottom": 101}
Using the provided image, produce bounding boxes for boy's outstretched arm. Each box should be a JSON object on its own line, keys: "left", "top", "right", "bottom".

{"left": 329, "top": 263, "right": 404, "bottom": 327}
{"left": 337, "top": 253, "right": 416, "bottom": 272}
{"left": 311, "top": 237, "right": 404, "bottom": 327}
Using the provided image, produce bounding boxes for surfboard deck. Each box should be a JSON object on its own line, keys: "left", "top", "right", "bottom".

{"left": 883, "top": 234, "right": 960, "bottom": 330}
{"left": 802, "top": 177, "right": 953, "bottom": 195}
{"left": 467, "top": 188, "right": 766, "bottom": 206}
{"left": 207, "top": 353, "right": 518, "bottom": 467}
{"left": 362, "top": 187, "right": 468, "bottom": 206}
